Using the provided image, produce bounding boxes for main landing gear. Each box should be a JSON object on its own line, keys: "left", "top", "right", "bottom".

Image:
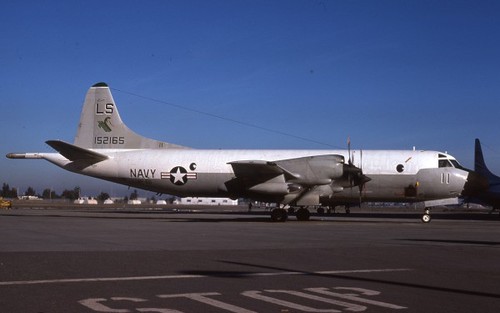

{"left": 270, "top": 208, "right": 288, "bottom": 222}
{"left": 295, "top": 207, "right": 311, "bottom": 221}
{"left": 270, "top": 206, "right": 311, "bottom": 222}
{"left": 421, "top": 208, "right": 432, "bottom": 223}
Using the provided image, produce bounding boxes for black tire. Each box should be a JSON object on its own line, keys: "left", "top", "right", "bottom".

{"left": 421, "top": 214, "right": 431, "bottom": 223}
{"left": 271, "top": 208, "right": 288, "bottom": 222}
{"left": 296, "top": 208, "right": 310, "bottom": 221}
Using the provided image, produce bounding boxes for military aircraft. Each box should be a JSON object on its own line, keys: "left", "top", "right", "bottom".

{"left": 462, "top": 139, "right": 500, "bottom": 214}
{"left": 7, "top": 82, "right": 481, "bottom": 222}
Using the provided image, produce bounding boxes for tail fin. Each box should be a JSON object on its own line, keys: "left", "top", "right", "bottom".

{"left": 474, "top": 138, "right": 500, "bottom": 183}
{"left": 74, "top": 82, "right": 187, "bottom": 149}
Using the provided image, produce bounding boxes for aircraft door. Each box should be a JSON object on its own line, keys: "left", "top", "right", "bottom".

{"left": 415, "top": 168, "right": 447, "bottom": 199}
{"left": 416, "top": 168, "right": 465, "bottom": 199}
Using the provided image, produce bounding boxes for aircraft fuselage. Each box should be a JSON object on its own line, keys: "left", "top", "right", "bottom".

{"left": 39, "top": 148, "right": 468, "bottom": 205}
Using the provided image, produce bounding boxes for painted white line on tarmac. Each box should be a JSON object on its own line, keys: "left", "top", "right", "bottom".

{"left": 0, "top": 268, "right": 412, "bottom": 286}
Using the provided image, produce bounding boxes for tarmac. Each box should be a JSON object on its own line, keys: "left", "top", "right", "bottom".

{"left": 1, "top": 205, "right": 499, "bottom": 312}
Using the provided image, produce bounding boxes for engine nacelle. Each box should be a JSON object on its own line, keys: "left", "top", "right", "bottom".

{"left": 276, "top": 154, "right": 345, "bottom": 186}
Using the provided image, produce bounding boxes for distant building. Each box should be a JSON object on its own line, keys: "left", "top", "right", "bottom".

{"left": 74, "top": 197, "right": 98, "bottom": 205}
{"left": 175, "top": 197, "right": 238, "bottom": 206}
{"left": 18, "top": 195, "right": 42, "bottom": 200}
{"left": 127, "top": 199, "right": 142, "bottom": 205}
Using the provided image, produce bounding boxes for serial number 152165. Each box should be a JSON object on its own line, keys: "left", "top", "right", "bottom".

{"left": 94, "top": 136, "right": 125, "bottom": 145}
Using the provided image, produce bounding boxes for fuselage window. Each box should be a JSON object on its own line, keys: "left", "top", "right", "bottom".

{"left": 396, "top": 164, "right": 404, "bottom": 173}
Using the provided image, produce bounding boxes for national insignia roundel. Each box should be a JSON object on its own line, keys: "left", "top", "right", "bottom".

{"left": 169, "top": 166, "right": 188, "bottom": 185}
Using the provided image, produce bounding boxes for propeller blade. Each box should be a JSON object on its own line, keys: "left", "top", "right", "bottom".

{"left": 344, "top": 139, "right": 371, "bottom": 206}
{"left": 358, "top": 149, "right": 363, "bottom": 206}
{"left": 347, "top": 137, "right": 352, "bottom": 165}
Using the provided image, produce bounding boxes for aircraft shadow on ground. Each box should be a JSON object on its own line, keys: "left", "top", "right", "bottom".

{"left": 162, "top": 211, "right": 500, "bottom": 223}
{"left": 397, "top": 238, "right": 500, "bottom": 246}
{"left": 179, "top": 260, "right": 500, "bottom": 300}
{"left": 3, "top": 209, "right": 500, "bottom": 223}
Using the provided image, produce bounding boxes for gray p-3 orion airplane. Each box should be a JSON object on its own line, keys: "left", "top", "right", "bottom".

{"left": 7, "top": 83, "right": 482, "bottom": 222}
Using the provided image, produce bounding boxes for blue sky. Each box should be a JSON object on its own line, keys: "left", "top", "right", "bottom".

{"left": 1, "top": 0, "right": 500, "bottom": 197}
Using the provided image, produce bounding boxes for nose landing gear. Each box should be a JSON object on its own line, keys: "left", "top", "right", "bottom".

{"left": 421, "top": 208, "right": 431, "bottom": 223}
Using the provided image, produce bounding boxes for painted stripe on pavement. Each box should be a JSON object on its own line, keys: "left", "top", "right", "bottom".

{"left": 0, "top": 268, "right": 412, "bottom": 286}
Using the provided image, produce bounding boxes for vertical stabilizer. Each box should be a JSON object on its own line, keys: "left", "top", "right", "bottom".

{"left": 474, "top": 138, "right": 500, "bottom": 183}
{"left": 74, "top": 82, "right": 187, "bottom": 149}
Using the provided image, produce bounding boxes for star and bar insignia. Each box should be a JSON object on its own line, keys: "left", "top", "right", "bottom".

{"left": 161, "top": 166, "right": 197, "bottom": 185}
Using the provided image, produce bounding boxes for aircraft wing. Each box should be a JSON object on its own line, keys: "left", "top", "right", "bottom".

{"left": 228, "top": 160, "right": 299, "bottom": 181}
{"left": 227, "top": 155, "right": 348, "bottom": 202}
{"left": 46, "top": 140, "right": 108, "bottom": 163}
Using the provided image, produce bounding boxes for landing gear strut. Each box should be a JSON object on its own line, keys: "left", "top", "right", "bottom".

{"left": 421, "top": 208, "right": 432, "bottom": 223}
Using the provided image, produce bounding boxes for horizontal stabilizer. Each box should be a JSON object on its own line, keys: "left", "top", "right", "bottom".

{"left": 46, "top": 140, "right": 108, "bottom": 162}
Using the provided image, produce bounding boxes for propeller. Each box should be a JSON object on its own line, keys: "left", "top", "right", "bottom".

{"left": 344, "top": 137, "right": 371, "bottom": 206}
{"left": 356, "top": 149, "right": 372, "bottom": 205}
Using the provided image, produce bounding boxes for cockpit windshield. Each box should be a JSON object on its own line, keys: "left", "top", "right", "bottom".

{"left": 450, "top": 159, "right": 466, "bottom": 170}
{"left": 439, "top": 159, "right": 453, "bottom": 168}
{"left": 438, "top": 156, "right": 465, "bottom": 170}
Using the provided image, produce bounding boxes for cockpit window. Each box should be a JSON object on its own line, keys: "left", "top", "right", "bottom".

{"left": 439, "top": 159, "right": 453, "bottom": 168}
{"left": 438, "top": 158, "right": 465, "bottom": 169}
{"left": 450, "top": 159, "right": 465, "bottom": 170}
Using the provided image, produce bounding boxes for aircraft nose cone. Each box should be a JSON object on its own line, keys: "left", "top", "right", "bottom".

{"left": 462, "top": 171, "right": 489, "bottom": 196}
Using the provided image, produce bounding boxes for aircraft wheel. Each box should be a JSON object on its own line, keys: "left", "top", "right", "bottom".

{"left": 421, "top": 214, "right": 432, "bottom": 223}
{"left": 271, "top": 208, "right": 288, "bottom": 222}
{"left": 296, "top": 208, "right": 310, "bottom": 221}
